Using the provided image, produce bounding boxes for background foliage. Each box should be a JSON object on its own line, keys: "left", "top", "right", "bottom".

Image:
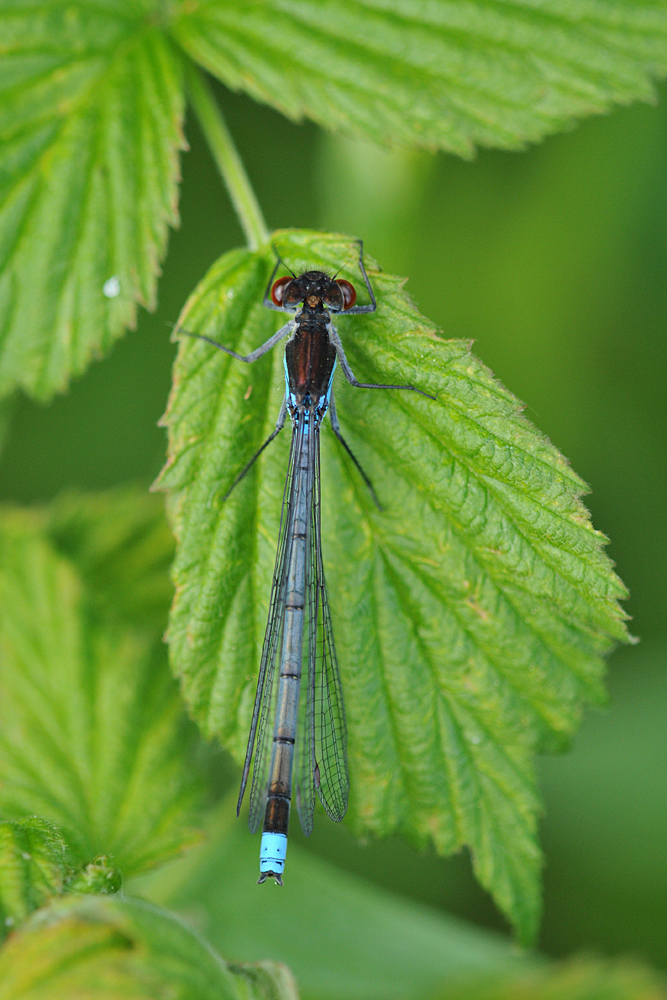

{"left": 0, "top": 0, "right": 666, "bottom": 995}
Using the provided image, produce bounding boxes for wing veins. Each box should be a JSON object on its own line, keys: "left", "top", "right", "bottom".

{"left": 238, "top": 420, "right": 302, "bottom": 831}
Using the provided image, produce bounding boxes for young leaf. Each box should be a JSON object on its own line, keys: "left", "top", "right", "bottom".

{"left": 66, "top": 855, "right": 122, "bottom": 897}
{"left": 0, "top": 511, "right": 202, "bottom": 877}
{"left": 158, "top": 229, "right": 629, "bottom": 942}
{"left": 172, "top": 0, "right": 667, "bottom": 156}
{"left": 0, "top": 4, "right": 185, "bottom": 401}
{"left": 0, "top": 818, "right": 69, "bottom": 938}
{"left": 0, "top": 895, "right": 298, "bottom": 1000}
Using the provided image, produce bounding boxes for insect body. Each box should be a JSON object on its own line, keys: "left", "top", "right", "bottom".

{"left": 180, "top": 243, "right": 431, "bottom": 883}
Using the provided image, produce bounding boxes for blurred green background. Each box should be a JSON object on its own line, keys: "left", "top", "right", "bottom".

{"left": 1, "top": 80, "right": 665, "bottom": 969}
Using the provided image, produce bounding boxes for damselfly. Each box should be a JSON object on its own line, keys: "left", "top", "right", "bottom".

{"left": 181, "top": 242, "right": 432, "bottom": 883}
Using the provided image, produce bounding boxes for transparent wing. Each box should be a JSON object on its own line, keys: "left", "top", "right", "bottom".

{"left": 295, "top": 422, "right": 349, "bottom": 835}
{"left": 314, "top": 559, "right": 349, "bottom": 822}
{"left": 237, "top": 419, "right": 301, "bottom": 833}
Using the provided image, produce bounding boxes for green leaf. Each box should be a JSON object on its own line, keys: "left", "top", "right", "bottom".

{"left": 172, "top": 0, "right": 667, "bottom": 157}
{"left": 157, "top": 230, "right": 629, "bottom": 941}
{"left": 0, "top": 895, "right": 298, "bottom": 1000}
{"left": 0, "top": 510, "right": 202, "bottom": 877}
{"left": 0, "top": 3, "right": 185, "bottom": 401}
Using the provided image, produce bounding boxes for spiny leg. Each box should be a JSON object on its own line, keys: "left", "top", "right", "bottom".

{"left": 216, "top": 398, "right": 288, "bottom": 505}
{"left": 328, "top": 392, "right": 382, "bottom": 511}
{"left": 328, "top": 324, "right": 436, "bottom": 399}
{"left": 344, "top": 239, "right": 377, "bottom": 316}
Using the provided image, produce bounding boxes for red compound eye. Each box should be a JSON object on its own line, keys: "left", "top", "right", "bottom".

{"left": 337, "top": 279, "right": 356, "bottom": 309}
{"left": 271, "top": 276, "right": 292, "bottom": 307}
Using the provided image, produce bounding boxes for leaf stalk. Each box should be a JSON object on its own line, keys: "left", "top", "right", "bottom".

{"left": 185, "top": 61, "right": 269, "bottom": 250}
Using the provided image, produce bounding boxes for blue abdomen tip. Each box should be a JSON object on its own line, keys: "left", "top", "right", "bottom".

{"left": 259, "top": 832, "right": 288, "bottom": 873}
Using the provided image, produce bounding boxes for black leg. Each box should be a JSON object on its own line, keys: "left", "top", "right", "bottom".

{"left": 328, "top": 324, "right": 436, "bottom": 399}
{"left": 214, "top": 399, "right": 288, "bottom": 504}
{"left": 328, "top": 392, "right": 382, "bottom": 511}
{"left": 344, "top": 239, "right": 377, "bottom": 316}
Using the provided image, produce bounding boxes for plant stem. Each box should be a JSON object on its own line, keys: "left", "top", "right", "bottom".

{"left": 186, "top": 61, "right": 269, "bottom": 250}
